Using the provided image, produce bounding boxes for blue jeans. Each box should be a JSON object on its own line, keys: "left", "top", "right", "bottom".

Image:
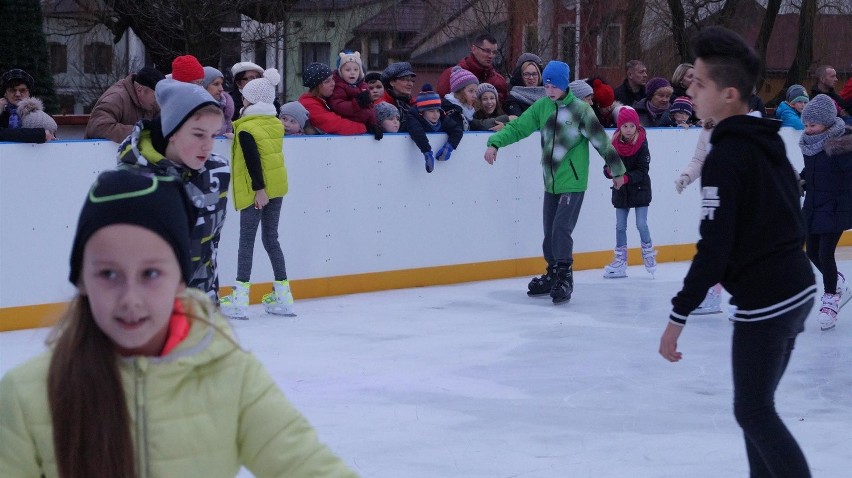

{"left": 615, "top": 207, "right": 651, "bottom": 247}
{"left": 732, "top": 297, "right": 813, "bottom": 478}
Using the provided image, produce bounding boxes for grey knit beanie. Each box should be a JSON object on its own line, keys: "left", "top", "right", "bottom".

{"left": 514, "top": 53, "right": 543, "bottom": 70}
{"left": 202, "top": 67, "right": 224, "bottom": 89}
{"left": 801, "top": 94, "right": 837, "bottom": 126}
{"left": 476, "top": 82, "right": 498, "bottom": 100}
{"left": 374, "top": 101, "right": 400, "bottom": 124}
{"left": 785, "top": 84, "right": 808, "bottom": 104}
{"left": 278, "top": 101, "right": 309, "bottom": 129}
{"left": 568, "top": 80, "right": 593, "bottom": 100}
{"left": 155, "top": 79, "right": 219, "bottom": 139}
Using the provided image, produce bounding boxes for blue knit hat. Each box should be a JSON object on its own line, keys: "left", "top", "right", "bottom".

{"left": 542, "top": 61, "right": 570, "bottom": 92}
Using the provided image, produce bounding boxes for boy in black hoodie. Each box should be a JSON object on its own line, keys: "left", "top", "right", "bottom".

{"left": 659, "top": 27, "right": 817, "bottom": 477}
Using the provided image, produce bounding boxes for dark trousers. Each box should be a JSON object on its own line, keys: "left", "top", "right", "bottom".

{"left": 541, "top": 191, "right": 585, "bottom": 267}
{"left": 732, "top": 297, "right": 814, "bottom": 478}
{"left": 236, "top": 197, "right": 288, "bottom": 282}
{"left": 805, "top": 232, "right": 842, "bottom": 293}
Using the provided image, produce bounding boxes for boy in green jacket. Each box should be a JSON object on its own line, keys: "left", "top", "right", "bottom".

{"left": 484, "top": 61, "right": 626, "bottom": 304}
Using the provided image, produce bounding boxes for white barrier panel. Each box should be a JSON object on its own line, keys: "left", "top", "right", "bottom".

{"left": 0, "top": 128, "right": 807, "bottom": 311}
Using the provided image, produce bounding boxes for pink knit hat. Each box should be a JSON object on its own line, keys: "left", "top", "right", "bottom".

{"left": 449, "top": 66, "right": 478, "bottom": 93}
{"left": 616, "top": 106, "right": 640, "bottom": 129}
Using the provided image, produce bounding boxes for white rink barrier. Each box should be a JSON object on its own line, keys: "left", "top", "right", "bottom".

{"left": 0, "top": 127, "right": 831, "bottom": 329}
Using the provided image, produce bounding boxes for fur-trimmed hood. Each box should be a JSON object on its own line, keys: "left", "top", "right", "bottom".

{"left": 825, "top": 127, "right": 852, "bottom": 156}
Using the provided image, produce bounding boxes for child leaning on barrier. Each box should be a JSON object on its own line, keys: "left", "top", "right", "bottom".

{"left": 470, "top": 82, "right": 515, "bottom": 132}
{"left": 406, "top": 85, "right": 464, "bottom": 173}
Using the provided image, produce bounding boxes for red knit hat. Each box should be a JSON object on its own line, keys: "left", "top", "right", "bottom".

{"left": 171, "top": 55, "right": 204, "bottom": 83}
{"left": 592, "top": 79, "right": 615, "bottom": 107}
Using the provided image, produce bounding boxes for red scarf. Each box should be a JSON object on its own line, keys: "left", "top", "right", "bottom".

{"left": 160, "top": 298, "right": 190, "bottom": 357}
{"left": 612, "top": 126, "right": 646, "bottom": 157}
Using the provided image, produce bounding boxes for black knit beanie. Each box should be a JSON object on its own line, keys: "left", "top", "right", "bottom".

{"left": 69, "top": 170, "right": 196, "bottom": 285}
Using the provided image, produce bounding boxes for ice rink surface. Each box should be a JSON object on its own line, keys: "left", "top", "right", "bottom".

{"left": 2, "top": 256, "right": 850, "bottom": 478}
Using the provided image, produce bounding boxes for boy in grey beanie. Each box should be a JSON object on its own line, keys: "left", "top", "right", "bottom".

{"left": 279, "top": 101, "right": 310, "bottom": 135}
{"left": 116, "top": 78, "right": 230, "bottom": 302}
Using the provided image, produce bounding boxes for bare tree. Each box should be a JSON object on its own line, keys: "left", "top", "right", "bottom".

{"left": 753, "top": 0, "right": 782, "bottom": 90}
{"left": 778, "top": 0, "right": 817, "bottom": 101}
{"left": 667, "top": 0, "right": 688, "bottom": 61}
{"left": 623, "top": 0, "right": 647, "bottom": 61}
{"left": 47, "top": 0, "right": 305, "bottom": 71}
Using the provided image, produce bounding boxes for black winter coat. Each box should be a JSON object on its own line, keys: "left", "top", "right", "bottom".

{"left": 606, "top": 138, "right": 652, "bottom": 208}
{"left": 801, "top": 129, "right": 852, "bottom": 234}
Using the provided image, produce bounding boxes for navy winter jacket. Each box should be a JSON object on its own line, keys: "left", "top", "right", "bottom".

{"left": 801, "top": 128, "right": 852, "bottom": 234}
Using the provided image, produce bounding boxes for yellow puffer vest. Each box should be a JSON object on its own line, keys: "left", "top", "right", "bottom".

{"left": 231, "top": 115, "right": 288, "bottom": 211}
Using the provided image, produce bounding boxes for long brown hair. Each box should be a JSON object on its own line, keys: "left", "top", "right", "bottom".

{"left": 47, "top": 295, "right": 136, "bottom": 478}
{"left": 45, "top": 288, "right": 235, "bottom": 478}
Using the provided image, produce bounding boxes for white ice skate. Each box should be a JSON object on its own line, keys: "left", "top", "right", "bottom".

{"left": 603, "top": 246, "right": 628, "bottom": 279}
{"left": 691, "top": 287, "right": 722, "bottom": 315}
{"left": 220, "top": 281, "right": 250, "bottom": 320}
{"left": 263, "top": 279, "right": 296, "bottom": 316}
{"left": 641, "top": 242, "right": 657, "bottom": 278}
{"left": 837, "top": 272, "right": 850, "bottom": 310}
{"left": 818, "top": 292, "right": 840, "bottom": 331}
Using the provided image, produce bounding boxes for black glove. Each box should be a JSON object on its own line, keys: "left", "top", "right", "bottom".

{"left": 368, "top": 123, "right": 383, "bottom": 141}
{"left": 356, "top": 90, "right": 372, "bottom": 108}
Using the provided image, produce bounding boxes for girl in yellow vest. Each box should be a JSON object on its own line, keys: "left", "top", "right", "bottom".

{"left": 219, "top": 69, "right": 294, "bottom": 319}
{"left": 0, "top": 170, "right": 358, "bottom": 477}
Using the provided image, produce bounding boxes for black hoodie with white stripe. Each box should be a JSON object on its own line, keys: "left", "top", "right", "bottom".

{"left": 670, "top": 114, "right": 816, "bottom": 325}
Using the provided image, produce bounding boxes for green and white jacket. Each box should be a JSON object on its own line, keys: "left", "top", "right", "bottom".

{"left": 487, "top": 91, "right": 625, "bottom": 194}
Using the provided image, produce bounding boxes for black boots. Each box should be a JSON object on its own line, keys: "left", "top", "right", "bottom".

{"left": 549, "top": 262, "right": 573, "bottom": 304}
{"left": 527, "top": 264, "right": 557, "bottom": 296}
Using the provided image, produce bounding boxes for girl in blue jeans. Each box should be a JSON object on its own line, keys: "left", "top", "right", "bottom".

{"left": 604, "top": 106, "right": 656, "bottom": 278}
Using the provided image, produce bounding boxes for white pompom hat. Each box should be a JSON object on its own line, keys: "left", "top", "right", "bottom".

{"left": 242, "top": 69, "right": 280, "bottom": 105}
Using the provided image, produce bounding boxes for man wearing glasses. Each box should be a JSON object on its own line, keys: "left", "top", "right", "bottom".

{"left": 437, "top": 33, "right": 508, "bottom": 103}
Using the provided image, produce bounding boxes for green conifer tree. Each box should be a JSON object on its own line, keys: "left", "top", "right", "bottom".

{"left": 0, "top": 0, "right": 58, "bottom": 112}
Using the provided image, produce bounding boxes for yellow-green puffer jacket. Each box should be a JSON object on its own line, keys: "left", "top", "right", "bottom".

{"left": 0, "top": 290, "right": 359, "bottom": 478}
{"left": 231, "top": 114, "right": 288, "bottom": 211}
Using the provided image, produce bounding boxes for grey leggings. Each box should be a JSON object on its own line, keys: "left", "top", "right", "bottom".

{"left": 236, "top": 196, "right": 288, "bottom": 282}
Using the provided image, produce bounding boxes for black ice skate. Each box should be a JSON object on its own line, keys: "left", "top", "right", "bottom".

{"left": 550, "top": 263, "right": 573, "bottom": 304}
{"left": 527, "top": 264, "right": 557, "bottom": 296}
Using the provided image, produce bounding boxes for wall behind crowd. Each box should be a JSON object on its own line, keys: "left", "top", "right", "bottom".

{"left": 0, "top": 128, "right": 846, "bottom": 331}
